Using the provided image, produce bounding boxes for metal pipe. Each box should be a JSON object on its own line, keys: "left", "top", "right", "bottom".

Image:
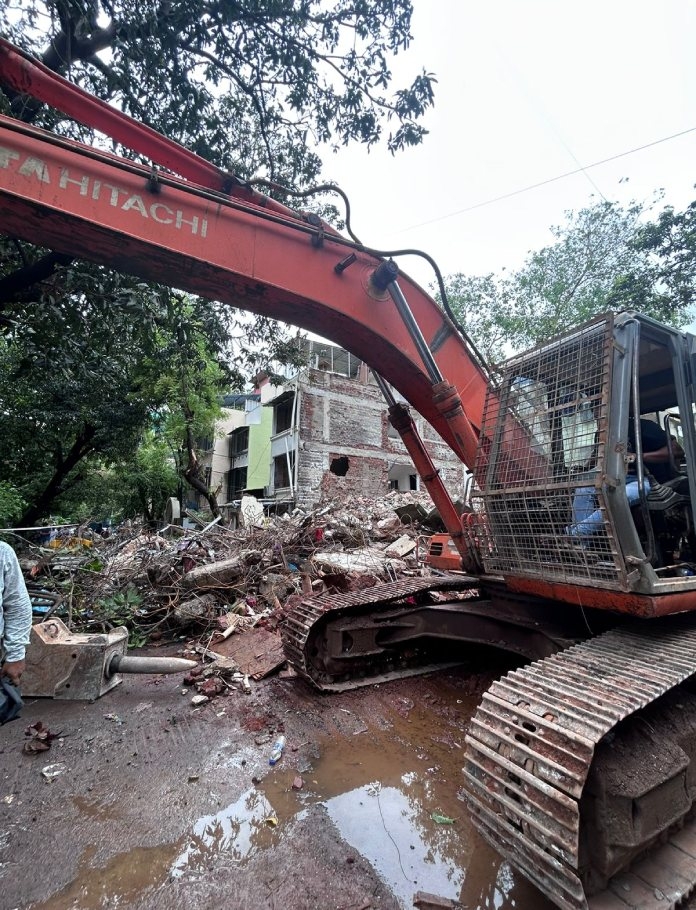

{"left": 629, "top": 320, "right": 657, "bottom": 563}
{"left": 371, "top": 261, "right": 443, "bottom": 385}
{"left": 372, "top": 370, "right": 397, "bottom": 406}
{"left": 107, "top": 654, "right": 197, "bottom": 677}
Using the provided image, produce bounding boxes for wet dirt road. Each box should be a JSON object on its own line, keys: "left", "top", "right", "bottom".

{"left": 0, "top": 654, "right": 557, "bottom": 910}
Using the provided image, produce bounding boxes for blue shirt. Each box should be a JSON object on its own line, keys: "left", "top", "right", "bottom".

{"left": 0, "top": 542, "right": 32, "bottom": 662}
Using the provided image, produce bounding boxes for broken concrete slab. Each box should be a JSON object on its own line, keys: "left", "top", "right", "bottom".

{"left": 385, "top": 535, "right": 417, "bottom": 558}
{"left": 313, "top": 547, "right": 392, "bottom": 575}
{"left": 209, "top": 627, "right": 286, "bottom": 680}
{"left": 240, "top": 495, "right": 264, "bottom": 527}
{"left": 394, "top": 503, "right": 428, "bottom": 525}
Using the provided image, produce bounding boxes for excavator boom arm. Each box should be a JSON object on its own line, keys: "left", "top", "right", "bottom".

{"left": 0, "top": 46, "right": 488, "bottom": 468}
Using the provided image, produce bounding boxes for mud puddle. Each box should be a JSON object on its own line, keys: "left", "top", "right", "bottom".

{"left": 31, "top": 786, "right": 280, "bottom": 910}
{"left": 261, "top": 688, "right": 554, "bottom": 909}
{"left": 28, "top": 680, "right": 554, "bottom": 909}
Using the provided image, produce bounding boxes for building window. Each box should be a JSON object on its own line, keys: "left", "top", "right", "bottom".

{"left": 229, "top": 426, "right": 249, "bottom": 457}
{"left": 274, "top": 394, "right": 294, "bottom": 433}
{"left": 307, "top": 341, "right": 361, "bottom": 378}
{"left": 227, "top": 467, "right": 248, "bottom": 500}
{"left": 273, "top": 452, "right": 295, "bottom": 489}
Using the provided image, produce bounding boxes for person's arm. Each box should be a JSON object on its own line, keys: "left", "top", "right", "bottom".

{"left": 642, "top": 437, "right": 685, "bottom": 465}
{"left": 1, "top": 546, "right": 32, "bottom": 685}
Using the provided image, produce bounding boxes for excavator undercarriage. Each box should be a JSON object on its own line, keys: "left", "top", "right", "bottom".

{"left": 281, "top": 586, "right": 696, "bottom": 909}
{"left": 280, "top": 575, "right": 595, "bottom": 691}
{"left": 279, "top": 313, "right": 696, "bottom": 908}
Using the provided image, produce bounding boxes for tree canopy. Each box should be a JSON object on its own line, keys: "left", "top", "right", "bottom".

{"left": 1, "top": 0, "right": 434, "bottom": 181}
{"left": 443, "top": 198, "right": 696, "bottom": 363}
{"left": 0, "top": 1, "right": 436, "bottom": 524}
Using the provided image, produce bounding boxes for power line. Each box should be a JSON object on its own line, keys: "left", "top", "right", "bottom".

{"left": 401, "top": 125, "right": 696, "bottom": 232}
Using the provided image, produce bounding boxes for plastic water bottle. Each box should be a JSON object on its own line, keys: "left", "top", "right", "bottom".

{"left": 268, "top": 734, "right": 286, "bottom": 766}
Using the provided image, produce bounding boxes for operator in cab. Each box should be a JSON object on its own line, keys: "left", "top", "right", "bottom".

{"left": 630, "top": 417, "right": 684, "bottom": 483}
{"left": 568, "top": 417, "right": 684, "bottom": 538}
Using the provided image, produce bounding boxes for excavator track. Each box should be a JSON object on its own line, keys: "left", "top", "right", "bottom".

{"left": 281, "top": 575, "right": 475, "bottom": 692}
{"left": 464, "top": 613, "right": 696, "bottom": 910}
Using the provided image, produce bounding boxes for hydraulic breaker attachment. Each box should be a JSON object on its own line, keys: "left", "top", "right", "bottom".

{"left": 21, "top": 618, "right": 196, "bottom": 700}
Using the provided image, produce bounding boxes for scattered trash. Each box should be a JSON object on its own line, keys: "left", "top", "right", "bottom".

{"left": 17, "top": 492, "right": 440, "bottom": 687}
{"left": 430, "top": 812, "right": 456, "bottom": 825}
{"left": 41, "top": 763, "right": 66, "bottom": 781}
{"left": 268, "top": 734, "right": 287, "bottom": 766}
{"left": 23, "top": 721, "right": 61, "bottom": 754}
{"left": 191, "top": 694, "right": 209, "bottom": 706}
{"left": 217, "top": 610, "right": 246, "bottom": 639}
{"left": 264, "top": 815, "right": 279, "bottom": 827}
{"left": 292, "top": 775, "right": 304, "bottom": 790}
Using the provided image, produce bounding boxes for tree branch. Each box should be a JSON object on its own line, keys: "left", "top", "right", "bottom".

{"left": 0, "top": 253, "right": 73, "bottom": 309}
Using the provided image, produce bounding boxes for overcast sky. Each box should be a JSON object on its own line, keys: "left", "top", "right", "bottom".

{"left": 320, "top": 0, "right": 696, "bottom": 293}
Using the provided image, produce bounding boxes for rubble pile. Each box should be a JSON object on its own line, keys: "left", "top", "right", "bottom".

{"left": 17, "top": 492, "right": 447, "bottom": 692}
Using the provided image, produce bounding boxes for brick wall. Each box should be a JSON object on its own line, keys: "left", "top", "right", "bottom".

{"left": 295, "top": 368, "right": 467, "bottom": 510}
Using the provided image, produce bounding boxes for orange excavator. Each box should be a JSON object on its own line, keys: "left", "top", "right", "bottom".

{"left": 2, "top": 38, "right": 696, "bottom": 910}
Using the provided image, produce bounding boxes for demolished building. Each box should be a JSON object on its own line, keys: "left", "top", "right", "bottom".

{"left": 191, "top": 339, "right": 469, "bottom": 521}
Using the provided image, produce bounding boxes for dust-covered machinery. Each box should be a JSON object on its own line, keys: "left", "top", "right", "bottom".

{"left": 22, "top": 618, "right": 196, "bottom": 700}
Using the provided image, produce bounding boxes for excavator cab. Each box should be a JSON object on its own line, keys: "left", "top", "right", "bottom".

{"left": 471, "top": 312, "right": 696, "bottom": 612}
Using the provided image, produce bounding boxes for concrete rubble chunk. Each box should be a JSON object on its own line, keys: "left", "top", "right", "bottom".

{"left": 394, "top": 503, "right": 429, "bottom": 525}
{"left": 313, "top": 548, "right": 394, "bottom": 575}
{"left": 21, "top": 490, "right": 444, "bottom": 672}
{"left": 173, "top": 592, "right": 219, "bottom": 625}
{"left": 240, "top": 495, "right": 265, "bottom": 527}
{"left": 385, "top": 535, "right": 417, "bottom": 558}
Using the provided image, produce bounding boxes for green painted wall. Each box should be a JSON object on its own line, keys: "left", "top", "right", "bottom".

{"left": 246, "top": 405, "right": 273, "bottom": 491}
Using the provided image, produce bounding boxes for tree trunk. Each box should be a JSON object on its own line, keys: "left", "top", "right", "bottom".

{"left": 20, "top": 426, "right": 96, "bottom": 526}
{"left": 182, "top": 424, "right": 224, "bottom": 524}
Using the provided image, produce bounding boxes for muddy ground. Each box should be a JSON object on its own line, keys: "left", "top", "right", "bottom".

{"left": 0, "top": 651, "right": 569, "bottom": 910}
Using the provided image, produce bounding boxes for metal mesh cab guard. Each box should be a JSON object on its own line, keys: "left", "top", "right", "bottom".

{"left": 473, "top": 315, "right": 628, "bottom": 590}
